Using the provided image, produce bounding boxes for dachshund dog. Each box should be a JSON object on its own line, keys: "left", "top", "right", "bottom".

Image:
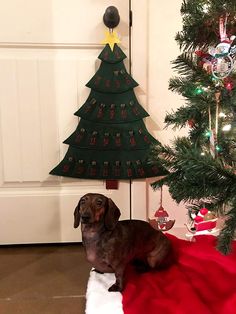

{"left": 74, "top": 193, "right": 173, "bottom": 292}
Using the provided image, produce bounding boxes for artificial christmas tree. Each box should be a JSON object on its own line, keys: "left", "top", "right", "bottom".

{"left": 50, "top": 34, "right": 164, "bottom": 180}
{"left": 150, "top": 0, "right": 236, "bottom": 254}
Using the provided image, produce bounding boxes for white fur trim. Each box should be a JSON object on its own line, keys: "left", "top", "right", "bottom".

{"left": 86, "top": 269, "right": 124, "bottom": 314}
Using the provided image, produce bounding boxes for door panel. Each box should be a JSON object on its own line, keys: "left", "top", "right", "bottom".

{"left": 0, "top": 0, "right": 130, "bottom": 244}
{"left": 0, "top": 0, "right": 129, "bottom": 47}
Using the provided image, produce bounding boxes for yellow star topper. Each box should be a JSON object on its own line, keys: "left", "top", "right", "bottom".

{"left": 101, "top": 30, "right": 120, "bottom": 51}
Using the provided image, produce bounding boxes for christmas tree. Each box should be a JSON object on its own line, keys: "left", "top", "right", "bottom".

{"left": 150, "top": 0, "right": 236, "bottom": 254}
{"left": 50, "top": 32, "right": 164, "bottom": 180}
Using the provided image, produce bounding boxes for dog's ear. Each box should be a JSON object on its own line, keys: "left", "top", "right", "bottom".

{"left": 104, "top": 198, "right": 121, "bottom": 230}
{"left": 74, "top": 204, "right": 81, "bottom": 228}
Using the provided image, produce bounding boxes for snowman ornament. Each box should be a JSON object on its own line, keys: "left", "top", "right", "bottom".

{"left": 208, "top": 15, "right": 236, "bottom": 79}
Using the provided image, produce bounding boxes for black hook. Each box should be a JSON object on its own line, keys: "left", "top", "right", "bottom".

{"left": 103, "top": 6, "right": 120, "bottom": 29}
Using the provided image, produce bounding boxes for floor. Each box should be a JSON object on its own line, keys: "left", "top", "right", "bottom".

{"left": 0, "top": 243, "right": 91, "bottom": 314}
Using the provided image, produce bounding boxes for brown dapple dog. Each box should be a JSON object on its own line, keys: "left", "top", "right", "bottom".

{"left": 74, "top": 193, "right": 173, "bottom": 292}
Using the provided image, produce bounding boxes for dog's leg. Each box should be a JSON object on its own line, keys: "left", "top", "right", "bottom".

{"left": 108, "top": 265, "right": 125, "bottom": 292}
{"left": 147, "top": 239, "right": 172, "bottom": 269}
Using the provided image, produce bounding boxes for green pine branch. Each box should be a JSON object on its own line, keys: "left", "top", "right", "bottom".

{"left": 176, "top": 0, "right": 236, "bottom": 51}
{"left": 217, "top": 202, "right": 236, "bottom": 254}
{"left": 150, "top": 0, "right": 236, "bottom": 254}
{"left": 151, "top": 138, "right": 236, "bottom": 205}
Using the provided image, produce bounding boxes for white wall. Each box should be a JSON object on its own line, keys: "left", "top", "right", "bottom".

{"left": 146, "top": 0, "right": 188, "bottom": 234}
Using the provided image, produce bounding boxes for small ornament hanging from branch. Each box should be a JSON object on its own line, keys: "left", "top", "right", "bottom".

{"left": 149, "top": 186, "right": 175, "bottom": 232}
{"left": 209, "top": 14, "right": 236, "bottom": 79}
{"left": 195, "top": 14, "right": 236, "bottom": 80}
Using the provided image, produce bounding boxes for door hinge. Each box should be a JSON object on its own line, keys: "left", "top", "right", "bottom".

{"left": 129, "top": 10, "right": 133, "bottom": 27}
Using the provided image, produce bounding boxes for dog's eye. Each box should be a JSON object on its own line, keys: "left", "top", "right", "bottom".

{"left": 96, "top": 199, "right": 103, "bottom": 206}
{"left": 80, "top": 198, "right": 86, "bottom": 205}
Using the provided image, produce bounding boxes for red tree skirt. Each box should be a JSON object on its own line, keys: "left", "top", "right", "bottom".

{"left": 122, "top": 235, "right": 236, "bottom": 314}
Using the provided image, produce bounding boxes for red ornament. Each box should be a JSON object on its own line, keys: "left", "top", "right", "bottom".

{"left": 224, "top": 78, "right": 234, "bottom": 91}
{"left": 150, "top": 205, "right": 175, "bottom": 231}
{"left": 199, "top": 207, "right": 209, "bottom": 216}
{"left": 149, "top": 187, "right": 175, "bottom": 232}
{"left": 188, "top": 119, "right": 195, "bottom": 128}
{"left": 155, "top": 205, "right": 169, "bottom": 219}
{"left": 194, "top": 216, "right": 204, "bottom": 223}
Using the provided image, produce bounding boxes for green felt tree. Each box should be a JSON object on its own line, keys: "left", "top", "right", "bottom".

{"left": 150, "top": 0, "right": 236, "bottom": 254}
{"left": 50, "top": 43, "right": 165, "bottom": 180}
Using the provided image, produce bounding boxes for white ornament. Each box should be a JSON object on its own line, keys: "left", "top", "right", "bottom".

{"left": 211, "top": 55, "right": 234, "bottom": 79}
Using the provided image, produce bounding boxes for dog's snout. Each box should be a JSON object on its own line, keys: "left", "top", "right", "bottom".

{"left": 81, "top": 213, "right": 91, "bottom": 223}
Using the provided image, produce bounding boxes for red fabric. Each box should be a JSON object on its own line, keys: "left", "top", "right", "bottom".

{"left": 122, "top": 235, "right": 236, "bottom": 314}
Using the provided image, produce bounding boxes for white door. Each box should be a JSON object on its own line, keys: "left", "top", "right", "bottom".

{"left": 0, "top": 0, "right": 131, "bottom": 244}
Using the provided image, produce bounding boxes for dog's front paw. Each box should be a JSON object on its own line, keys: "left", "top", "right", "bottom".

{"left": 92, "top": 268, "right": 104, "bottom": 274}
{"left": 108, "top": 283, "right": 123, "bottom": 292}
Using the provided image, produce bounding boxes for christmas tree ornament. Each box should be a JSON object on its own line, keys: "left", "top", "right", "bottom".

{"left": 149, "top": 187, "right": 175, "bottom": 231}
{"left": 224, "top": 77, "right": 234, "bottom": 91}
{"left": 211, "top": 55, "right": 233, "bottom": 79}
{"left": 208, "top": 16, "right": 236, "bottom": 79}
{"left": 199, "top": 207, "right": 208, "bottom": 216}
{"left": 194, "top": 209, "right": 217, "bottom": 232}
{"left": 204, "top": 212, "right": 216, "bottom": 221}
{"left": 186, "top": 207, "right": 218, "bottom": 234}
{"left": 187, "top": 119, "right": 195, "bottom": 128}
{"left": 195, "top": 50, "right": 213, "bottom": 74}
{"left": 194, "top": 216, "right": 204, "bottom": 223}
